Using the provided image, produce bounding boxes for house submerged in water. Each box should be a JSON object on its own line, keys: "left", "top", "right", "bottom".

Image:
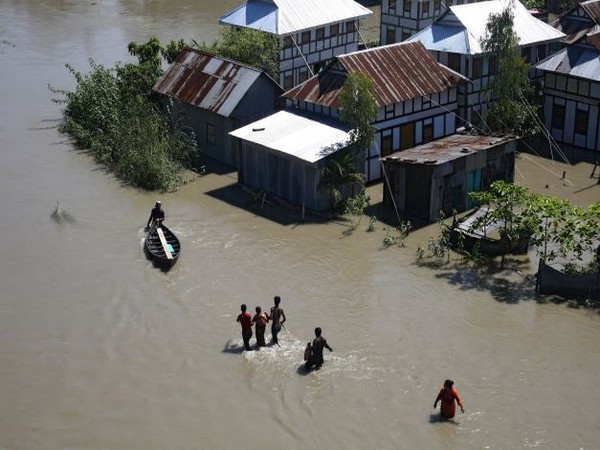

{"left": 219, "top": 0, "right": 372, "bottom": 90}
{"left": 381, "top": 132, "right": 518, "bottom": 222}
{"left": 152, "top": 48, "right": 283, "bottom": 168}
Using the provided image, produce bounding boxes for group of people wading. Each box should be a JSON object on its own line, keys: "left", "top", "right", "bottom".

{"left": 236, "top": 296, "right": 287, "bottom": 351}
{"left": 236, "top": 296, "right": 333, "bottom": 372}
{"left": 149, "top": 203, "right": 465, "bottom": 420}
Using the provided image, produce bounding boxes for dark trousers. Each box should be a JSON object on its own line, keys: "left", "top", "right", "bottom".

{"left": 242, "top": 330, "right": 252, "bottom": 351}
{"left": 271, "top": 323, "right": 281, "bottom": 344}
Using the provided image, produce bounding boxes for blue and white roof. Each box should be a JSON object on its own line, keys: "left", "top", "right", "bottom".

{"left": 407, "top": 0, "right": 565, "bottom": 55}
{"left": 229, "top": 110, "right": 351, "bottom": 163}
{"left": 535, "top": 30, "right": 600, "bottom": 82}
{"left": 219, "top": 0, "right": 372, "bottom": 36}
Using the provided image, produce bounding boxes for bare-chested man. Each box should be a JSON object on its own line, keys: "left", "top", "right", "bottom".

{"left": 269, "top": 295, "right": 286, "bottom": 345}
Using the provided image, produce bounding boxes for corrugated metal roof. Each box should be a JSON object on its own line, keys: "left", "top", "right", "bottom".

{"left": 582, "top": 0, "right": 600, "bottom": 23}
{"left": 535, "top": 34, "right": 600, "bottom": 82}
{"left": 283, "top": 41, "right": 467, "bottom": 108}
{"left": 152, "top": 48, "right": 265, "bottom": 117}
{"left": 551, "top": 0, "right": 600, "bottom": 43}
{"left": 229, "top": 110, "right": 351, "bottom": 163}
{"left": 219, "top": 0, "right": 372, "bottom": 36}
{"left": 381, "top": 133, "right": 516, "bottom": 166}
{"left": 408, "top": 0, "right": 565, "bottom": 55}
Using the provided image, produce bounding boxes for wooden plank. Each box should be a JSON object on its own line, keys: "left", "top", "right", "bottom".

{"left": 156, "top": 227, "right": 173, "bottom": 259}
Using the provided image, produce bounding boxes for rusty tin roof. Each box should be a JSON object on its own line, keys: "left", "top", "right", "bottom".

{"left": 152, "top": 48, "right": 275, "bottom": 117}
{"left": 381, "top": 133, "right": 517, "bottom": 166}
{"left": 283, "top": 41, "right": 467, "bottom": 109}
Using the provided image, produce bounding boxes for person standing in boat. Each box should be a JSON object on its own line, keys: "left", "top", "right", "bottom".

{"left": 304, "top": 327, "right": 332, "bottom": 371}
{"left": 252, "top": 306, "right": 269, "bottom": 347}
{"left": 433, "top": 379, "right": 465, "bottom": 420}
{"left": 269, "top": 296, "right": 286, "bottom": 345}
{"left": 236, "top": 304, "right": 253, "bottom": 351}
{"left": 146, "top": 200, "right": 165, "bottom": 230}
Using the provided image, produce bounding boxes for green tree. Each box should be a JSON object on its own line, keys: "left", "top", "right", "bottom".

{"left": 203, "top": 27, "right": 280, "bottom": 80}
{"left": 51, "top": 37, "right": 196, "bottom": 191}
{"left": 468, "top": 180, "right": 537, "bottom": 268}
{"left": 339, "top": 72, "right": 378, "bottom": 154}
{"left": 319, "top": 151, "right": 365, "bottom": 211}
{"left": 481, "top": 4, "right": 540, "bottom": 136}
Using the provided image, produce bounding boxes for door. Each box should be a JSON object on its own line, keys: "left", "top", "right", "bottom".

{"left": 400, "top": 122, "right": 415, "bottom": 150}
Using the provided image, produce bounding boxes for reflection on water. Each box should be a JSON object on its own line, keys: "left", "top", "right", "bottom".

{"left": 1, "top": 1, "right": 599, "bottom": 449}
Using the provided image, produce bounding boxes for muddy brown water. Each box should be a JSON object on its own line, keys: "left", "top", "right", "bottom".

{"left": 1, "top": 1, "right": 599, "bottom": 449}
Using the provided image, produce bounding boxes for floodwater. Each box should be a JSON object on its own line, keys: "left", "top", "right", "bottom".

{"left": 1, "top": 1, "right": 599, "bottom": 449}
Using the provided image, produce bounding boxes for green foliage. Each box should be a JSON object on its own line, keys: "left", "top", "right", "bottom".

{"left": 202, "top": 27, "right": 279, "bottom": 80}
{"left": 382, "top": 221, "right": 412, "bottom": 248}
{"left": 521, "top": 0, "right": 545, "bottom": 8}
{"left": 481, "top": 7, "right": 540, "bottom": 136}
{"left": 343, "top": 192, "right": 371, "bottom": 229}
{"left": 339, "top": 72, "right": 377, "bottom": 152}
{"left": 162, "top": 39, "right": 187, "bottom": 64}
{"left": 367, "top": 215, "right": 377, "bottom": 232}
{"left": 319, "top": 151, "right": 365, "bottom": 211}
{"left": 50, "top": 37, "right": 196, "bottom": 191}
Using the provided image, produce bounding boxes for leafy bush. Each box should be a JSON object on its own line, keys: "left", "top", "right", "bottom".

{"left": 51, "top": 38, "right": 196, "bottom": 191}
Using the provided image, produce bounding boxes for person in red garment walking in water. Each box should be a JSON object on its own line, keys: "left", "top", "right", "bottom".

{"left": 434, "top": 379, "right": 465, "bottom": 420}
{"left": 236, "top": 304, "right": 253, "bottom": 351}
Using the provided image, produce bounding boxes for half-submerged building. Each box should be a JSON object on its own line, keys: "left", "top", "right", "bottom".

{"left": 153, "top": 48, "right": 283, "bottom": 167}
{"left": 219, "top": 0, "right": 372, "bottom": 90}
{"left": 283, "top": 41, "right": 467, "bottom": 182}
{"left": 406, "top": 0, "right": 565, "bottom": 126}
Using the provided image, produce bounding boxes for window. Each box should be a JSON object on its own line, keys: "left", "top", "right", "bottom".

{"left": 578, "top": 80, "right": 590, "bottom": 96}
{"left": 551, "top": 104, "right": 565, "bottom": 130}
{"left": 575, "top": 109, "right": 588, "bottom": 135}
{"left": 316, "top": 27, "right": 324, "bottom": 41}
{"left": 299, "top": 69, "right": 309, "bottom": 83}
{"left": 301, "top": 31, "right": 310, "bottom": 45}
{"left": 283, "top": 73, "right": 294, "bottom": 90}
{"left": 402, "top": 30, "right": 411, "bottom": 41}
{"left": 472, "top": 56, "right": 483, "bottom": 78}
{"left": 330, "top": 23, "right": 339, "bottom": 37}
{"left": 346, "top": 21, "right": 356, "bottom": 32}
{"left": 421, "top": 0, "right": 430, "bottom": 17}
{"left": 381, "top": 135, "right": 393, "bottom": 157}
{"left": 385, "top": 104, "right": 395, "bottom": 119}
{"left": 283, "top": 36, "right": 293, "bottom": 48}
{"left": 434, "top": 0, "right": 441, "bottom": 11}
{"left": 206, "top": 123, "right": 215, "bottom": 144}
{"left": 521, "top": 47, "right": 531, "bottom": 64}
{"left": 404, "top": 0, "right": 411, "bottom": 15}
{"left": 386, "top": 27, "right": 396, "bottom": 45}
{"left": 537, "top": 45, "right": 547, "bottom": 62}
{"left": 423, "top": 123, "right": 433, "bottom": 143}
{"left": 447, "top": 53, "right": 460, "bottom": 72}
{"left": 390, "top": 0, "right": 397, "bottom": 10}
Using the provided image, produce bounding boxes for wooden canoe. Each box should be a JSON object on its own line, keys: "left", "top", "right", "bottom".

{"left": 144, "top": 222, "right": 181, "bottom": 269}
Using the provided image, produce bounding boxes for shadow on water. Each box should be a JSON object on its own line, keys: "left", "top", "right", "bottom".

{"left": 222, "top": 339, "right": 246, "bottom": 355}
{"left": 414, "top": 258, "right": 536, "bottom": 304}
{"left": 205, "top": 182, "right": 333, "bottom": 227}
{"left": 428, "top": 414, "right": 460, "bottom": 425}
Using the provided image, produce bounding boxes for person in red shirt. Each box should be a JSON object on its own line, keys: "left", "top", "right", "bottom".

{"left": 236, "top": 304, "right": 253, "bottom": 351}
{"left": 434, "top": 379, "right": 465, "bottom": 420}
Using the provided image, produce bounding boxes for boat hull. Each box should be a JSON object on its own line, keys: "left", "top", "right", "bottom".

{"left": 144, "top": 223, "right": 181, "bottom": 270}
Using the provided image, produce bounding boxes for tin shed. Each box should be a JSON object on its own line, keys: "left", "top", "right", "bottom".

{"left": 381, "top": 133, "right": 518, "bottom": 222}
{"left": 229, "top": 110, "right": 357, "bottom": 211}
